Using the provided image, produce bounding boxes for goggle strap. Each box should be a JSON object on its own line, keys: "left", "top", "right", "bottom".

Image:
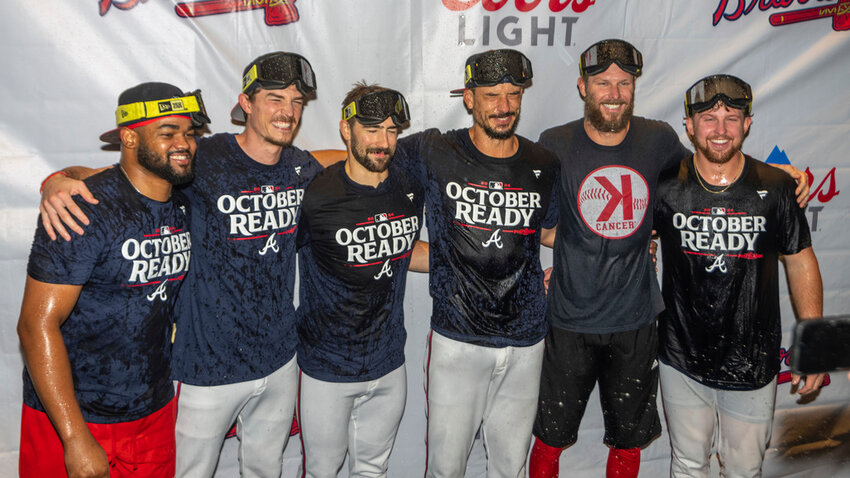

{"left": 342, "top": 102, "right": 357, "bottom": 121}
{"left": 115, "top": 95, "right": 202, "bottom": 126}
{"left": 242, "top": 65, "right": 259, "bottom": 93}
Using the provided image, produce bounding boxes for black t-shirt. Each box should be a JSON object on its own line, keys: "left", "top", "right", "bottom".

{"left": 296, "top": 161, "right": 424, "bottom": 382}
{"left": 397, "top": 129, "right": 559, "bottom": 347}
{"left": 539, "top": 117, "right": 689, "bottom": 333}
{"left": 654, "top": 155, "right": 811, "bottom": 390}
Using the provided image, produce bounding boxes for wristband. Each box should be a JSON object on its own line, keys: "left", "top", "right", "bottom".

{"left": 39, "top": 171, "right": 69, "bottom": 193}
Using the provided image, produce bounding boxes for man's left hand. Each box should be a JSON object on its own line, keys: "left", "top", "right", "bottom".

{"left": 791, "top": 372, "right": 825, "bottom": 395}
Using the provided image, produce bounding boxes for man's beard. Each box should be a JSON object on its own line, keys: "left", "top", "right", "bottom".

{"left": 477, "top": 111, "right": 520, "bottom": 140}
{"left": 584, "top": 95, "right": 633, "bottom": 133}
{"left": 690, "top": 134, "right": 742, "bottom": 165}
{"left": 138, "top": 142, "right": 194, "bottom": 185}
{"left": 351, "top": 135, "right": 394, "bottom": 173}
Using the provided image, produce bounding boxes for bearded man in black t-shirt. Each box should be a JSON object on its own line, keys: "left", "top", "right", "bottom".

{"left": 653, "top": 74, "right": 823, "bottom": 477}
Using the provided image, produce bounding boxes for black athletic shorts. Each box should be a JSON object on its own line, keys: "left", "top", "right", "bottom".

{"left": 532, "top": 321, "right": 661, "bottom": 449}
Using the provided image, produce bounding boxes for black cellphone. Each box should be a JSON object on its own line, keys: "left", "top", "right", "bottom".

{"left": 791, "top": 316, "right": 850, "bottom": 374}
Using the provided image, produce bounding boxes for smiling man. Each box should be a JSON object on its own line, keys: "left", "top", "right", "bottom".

{"left": 654, "top": 75, "right": 823, "bottom": 477}
{"left": 295, "top": 84, "right": 426, "bottom": 478}
{"left": 388, "top": 49, "right": 560, "bottom": 477}
{"left": 17, "top": 82, "right": 205, "bottom": 478}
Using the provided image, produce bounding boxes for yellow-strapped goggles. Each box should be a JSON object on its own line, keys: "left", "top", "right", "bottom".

{"left": 115, "top": 90, "right": 210, "bottom": 127}
{"left": 341, "top": 89, "right": 410, "bottom": 126}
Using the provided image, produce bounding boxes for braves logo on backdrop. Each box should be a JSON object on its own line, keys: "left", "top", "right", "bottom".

{"left": 577, "top": 165, "right": 649, "bottom": 239}
{"left": 712, "top": 0, "right": 850, "bottom": 32}
{"left": 443, "top": 0, "right": 598, "bottom": 48}
{"left": 175, "top": 0, "right": 299, "bottom": 26}
{"left": 99, "top": 0, "right": 148, "bottom": 15}
{"left": 216, "top": 184, "right": 303, "bottom": 254}
{"left": 99, "top": 0, "right": 300, "bottom": 26}
{"left": 766, "top": 146, "right": 841, "bottom": 232}
{"left": 121, "top": 226, "right": 191, "bottom": 298}
{"left": 335, "top": 213, "right": 419, "bottom": 278}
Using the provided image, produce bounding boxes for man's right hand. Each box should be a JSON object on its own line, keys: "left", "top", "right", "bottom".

{"left": 40, "top": 174, "right": 98, "bottom": 241}
{"left": 64, "top": 434, "right": 109, "bottom": 478}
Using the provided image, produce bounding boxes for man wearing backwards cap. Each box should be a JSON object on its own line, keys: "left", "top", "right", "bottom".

{"left": 38, "top": 52, "right": 334, "bottom": 477}
{"left": 529, "top": 40, "right": 810, "bottom": 478}
{"left": 17, "top": 82, "right": 204, "bottom": 478}
{"left": 653, "top": 75, "right": 823, "bottom": 477}
{"left": 389, "top": 49, "right": 559, "bottom": 477}
{"left": 295, "top": 83, "right": 427, "bottom": 477}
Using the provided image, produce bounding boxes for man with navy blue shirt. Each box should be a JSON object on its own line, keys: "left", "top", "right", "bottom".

{"left": 296, "top": 83, "right": 427, "bottom": 478}
{"left": 37, "top": 52, "right": 334, "bottom": 478}
{"left": 393, "top": 49, "right": 560, "bottom": 478}
{"left": 18, "top": 82, "right": 205, "bottom": 478}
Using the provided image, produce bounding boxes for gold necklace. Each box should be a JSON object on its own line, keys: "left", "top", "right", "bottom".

{"left": 118, "top": 165, "right": 144, "bottom": 195}
{"left": 692, "top": 155, "right": 743, "bottom": 194}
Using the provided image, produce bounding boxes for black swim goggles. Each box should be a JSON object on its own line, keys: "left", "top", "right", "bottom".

{"left": 241, "top": 51, "right": 317, "bottom": 96}
{"left": 342, "top": 89, "right": 410, "bottom": 126}
{"left": 684, "top": 74, "right": 753, "bottom": 117}
{"left": 579, "top": 39, "right": 643, "bottom": 77}
{"left": 463, "top": 49, "right": 533, "bottom": 88}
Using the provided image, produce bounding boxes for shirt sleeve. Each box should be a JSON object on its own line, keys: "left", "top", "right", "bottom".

{"left": 776, "top": 174, "right": 812, "bottom": 255}
{"left": 27, "top": 200, "right": 104, "bottom": 285}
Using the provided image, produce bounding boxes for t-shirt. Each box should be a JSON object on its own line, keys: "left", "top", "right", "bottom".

{"left": 171, "top": 133, "right": 323, "bottom": 386}
{"left": 655, "top": 155, "right": 811, "bottom": 390}
{"left": 539, "top": 117, "right": 690, "bottom": 333}
{"left": 296, "top": 161, "right": 424, "bottom": 382}
{"left": 24, "top": 167, "right": 191, "bottom": 423}
{"left": 397, "top": 129, "right": 559, "bottom": 347}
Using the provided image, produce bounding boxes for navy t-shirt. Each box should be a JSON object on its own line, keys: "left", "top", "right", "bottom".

{"left": 655, "top": 155, "right": 811, "bottom": 390}
{"left": 539, "top": 117, "right": 690, "bottom": 333}
{"left": 171, "top": 133, "right": 323, "bottom": 385}
{"left": 397, "top": 129, "right": 559, "bottom": 347}
{"left": 296, "top": 161, "right": 424, "bottom": 382}
{"left": 24, "top": 167, "right": 191, "bottom": 423}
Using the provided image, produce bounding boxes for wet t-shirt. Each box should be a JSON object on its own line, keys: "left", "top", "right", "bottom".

{"left": 24, "top": 167, "right": 191, "bottom": 423}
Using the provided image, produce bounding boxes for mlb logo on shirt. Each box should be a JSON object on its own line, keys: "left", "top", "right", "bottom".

{"left": 374, "top": 213, "right": 388, "bottom": 222}
{"left": 489, "top": 181, "right": 504, "bottom": 190}
{"left": 161, "top": 226, "right": 173, "bottom": 235}
{"left": 261, "top": 185, "right": 275, "bottom": 193}
{"left": 711, "top": 207, "right": 727, "bottom": 216}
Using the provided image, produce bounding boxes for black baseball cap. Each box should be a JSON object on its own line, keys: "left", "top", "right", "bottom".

{"left": 100, "top": 82, "right": 210, "bottom": 144}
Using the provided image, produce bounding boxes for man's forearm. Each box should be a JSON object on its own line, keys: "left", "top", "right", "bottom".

{"left": 784, "top": 247, "right": 823, "bottom": 319}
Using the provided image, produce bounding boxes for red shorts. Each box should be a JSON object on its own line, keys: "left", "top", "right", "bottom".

{"left": 19, "top": 398, "right": 176, "bottom": 478}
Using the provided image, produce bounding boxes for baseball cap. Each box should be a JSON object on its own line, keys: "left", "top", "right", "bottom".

{"left": 100, "top": 82, "right": 210, "bottom": 144}
{"left": 231, "top": 51, "right": 317, "bottom": 122}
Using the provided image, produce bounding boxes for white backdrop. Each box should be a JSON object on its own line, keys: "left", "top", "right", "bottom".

{"left": 1, "top": 1, "right": 848, "bottom": 476}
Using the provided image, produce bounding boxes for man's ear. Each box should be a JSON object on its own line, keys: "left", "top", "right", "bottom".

{"left": 119, "top": 127, "right": 138, "bottom": 150}
{"left": 238, "top": 93, "right": 253, "bottom": 116}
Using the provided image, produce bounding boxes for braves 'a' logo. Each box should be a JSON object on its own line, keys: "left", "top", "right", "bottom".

{"left": 373, "top": 260, "right": 393, "bottom": 280}
{"left": 481, "top": 229, "right": 504, "bottom": 249}
{"left": 259, "top": 234, "right": 280, "bottom": 255}
{"left": 146, "top": 282, "right": 169, "bottom": 302}
{"left": 705, "top": 254, "right": 728, "bottom": 273}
